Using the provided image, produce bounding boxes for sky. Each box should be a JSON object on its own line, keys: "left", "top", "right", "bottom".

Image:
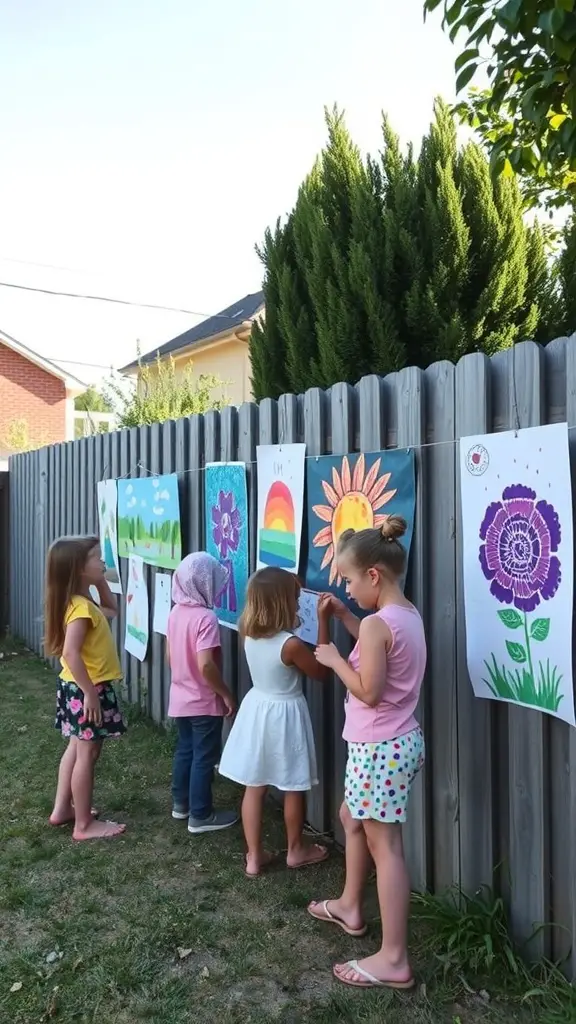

{"left": 0, "top": 0, "right": 456, "bottom": 387}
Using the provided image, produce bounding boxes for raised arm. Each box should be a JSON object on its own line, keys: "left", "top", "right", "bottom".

{"left": 315, "top": 615, "right": 390, "bottom": 707}
{"left": 318, "top": 593, "right": 360, "bottom": 640}
{"left": 282, "top": 635, "right": 328, "bottom": 682}
{"left": 95, "top": 577, "right": 118, "bottom": 620}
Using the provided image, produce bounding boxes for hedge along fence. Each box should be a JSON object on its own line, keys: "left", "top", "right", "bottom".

{"left": 8, "top": 337, "right": 576, "bottom": 976}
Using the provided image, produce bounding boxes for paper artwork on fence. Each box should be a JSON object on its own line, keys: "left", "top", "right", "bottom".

{"left": 306, "top": 450, "right": 416, "bottom": 606}
{"left": 125, "top": 555, "right": 149, "bottom": 661}
{"left": 117, "top": 474, "right": 182, "bottom": 570}
{"left": 459, "top": 423, "right": 574, "bottom": 726}
{"left": 97, "top": 480, "right": 122, "bottom": 594}
{"left": 205, "top": 462, "right": 249, "bottom": 631}
{"left": 294, "top": 589, "right": 320, "bottom": 646}
{"left": 256, "top": 443, "right": 306, "bottom": 573}
{"left": 152, "top": 573, "right": 172, "bottom": 636}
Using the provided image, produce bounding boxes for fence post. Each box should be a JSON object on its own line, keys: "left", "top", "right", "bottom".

{"left": 395, "top": 365, "right": 430, "bottom": 893}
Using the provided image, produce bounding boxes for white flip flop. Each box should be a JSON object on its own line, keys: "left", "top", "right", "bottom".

{"left": 307, "top": 900, "right": 368, "bottom": 937}
{"left": 333, "top": 959, "right": 415, "bottom": 990}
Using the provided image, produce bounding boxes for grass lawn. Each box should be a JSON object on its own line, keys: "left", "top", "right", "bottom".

{"left": 0, "top": 645, "right": 574, "bottom": 1024}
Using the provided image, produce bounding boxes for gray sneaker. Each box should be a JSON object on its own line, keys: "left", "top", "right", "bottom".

{"left": 187, "top": 810, "right": 239, "bottom": 834}
{"left": 172, "top": 805, "right": 189, "bottom": 820}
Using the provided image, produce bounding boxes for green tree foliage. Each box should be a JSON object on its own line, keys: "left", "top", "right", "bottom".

{"left": 557, "top": 213, "right": 576, "bottom": 332}
{"left": 74, "top": 386, "right": 113, "bottom": 413}
{"left": 108, "top": 354, "right": 229, "bottom": 428}
{"left": 250, "top": 100, "right": 561, "bottom": 400}
{"left": 424, "top": 0, "right": 576, "bottom": 209}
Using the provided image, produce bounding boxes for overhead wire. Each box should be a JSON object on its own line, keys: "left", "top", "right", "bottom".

{"left": 0, "top": 278, "right": 251, "bottom": 322}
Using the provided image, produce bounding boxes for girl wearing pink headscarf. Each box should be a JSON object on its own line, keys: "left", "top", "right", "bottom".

{"left": 167, "top": 552, "right": 238, "bottom": 834}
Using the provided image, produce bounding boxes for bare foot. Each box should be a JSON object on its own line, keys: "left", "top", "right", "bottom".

{"left": 49, "top": 806, "right": 99, "bottom": 827}
{"left": 307, "top": 898, "right": 367, "bottom": 937}
{"left": 286, "top": 843, "right": 329, "bottom": 870}
{"left": 245, "top": 850, "right": 275, "bottom": 877}
{"left": 73, "top": 820, "right": 126, "bottom": 841}
{"left": 333, "top": 953, "right": 414, "bottom": 989}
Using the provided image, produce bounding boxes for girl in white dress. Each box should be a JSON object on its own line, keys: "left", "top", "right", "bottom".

{"left": 219, "top": 567, "right": 331, "bottom": 876}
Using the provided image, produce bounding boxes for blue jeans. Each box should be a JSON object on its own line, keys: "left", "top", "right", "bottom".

{"left": 171, "top": 716, "right": 223, "bottom": 820}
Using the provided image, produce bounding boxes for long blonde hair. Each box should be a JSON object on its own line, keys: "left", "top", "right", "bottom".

{"left": 240, "top": 568, "right": 301, "bottom": 640}
{"left": 44, "top": 536, "right": 99, "bottom": 656}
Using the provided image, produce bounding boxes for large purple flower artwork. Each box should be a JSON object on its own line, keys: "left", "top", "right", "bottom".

{"left": 479, "top": 484, "right": 564, "bottom": 713}
{"left": 204, "top": 464, "right": 249, "bottom": 630}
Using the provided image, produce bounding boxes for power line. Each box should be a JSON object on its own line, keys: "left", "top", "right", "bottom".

{"left": 46, "top": 358, "right": 120, "bottom": 371}
{"left": 0, "top": 255, "right": 99, "bottom": 275}
{"left": 0, "top": 279, "right": 239, "bottom": 321}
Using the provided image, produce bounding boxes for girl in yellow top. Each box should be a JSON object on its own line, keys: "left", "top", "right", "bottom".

{"left": 45, "top": 536, "right": 127, "bottom": 841}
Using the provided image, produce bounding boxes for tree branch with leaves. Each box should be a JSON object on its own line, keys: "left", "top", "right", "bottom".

{"left": 107, "top": 354, "right": 229, "bottom": 428}
{"left": 425, "top": 0, "right": 576, "bottom": 208}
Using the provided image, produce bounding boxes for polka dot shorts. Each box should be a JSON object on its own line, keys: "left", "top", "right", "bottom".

{"left": 345, "top": 728, "right": 425, "bottom": 824}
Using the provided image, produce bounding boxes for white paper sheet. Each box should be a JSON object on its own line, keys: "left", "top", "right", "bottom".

{"left": 459, "top": 423, "right": 574, "bottom": 726}
{"left": 97, "top": 479, "right": 122, "bottom": 594}
{"left": 124, "top": 555, "right": 149, "bottom": 662}
{"left": 294, "top": 589, "right": 320, "bottom": 646}
{"left": 153, "top": 573, "right": 172, "bottom": 636}
{"left": 256, "top": 443, "right": 306, "bottom": 574}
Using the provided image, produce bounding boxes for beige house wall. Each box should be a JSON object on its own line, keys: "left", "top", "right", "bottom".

{"left": 171, "top": 337, "right": 253, "bottom": 407}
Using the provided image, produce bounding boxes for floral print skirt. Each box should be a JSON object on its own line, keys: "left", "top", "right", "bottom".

{"left": 55, "top": 681, "right": 127, "bottom": 741}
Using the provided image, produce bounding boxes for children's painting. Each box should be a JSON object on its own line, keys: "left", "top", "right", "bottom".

{"left": 306, "top": 450, "right": 416, "bottom": 604}
{"left": 459, "top": 423, "right": 574, "bottom": 725}
{"left": 256, "top": 443, "right": 306, "bottom": 573}
{"left": 117, "top": 474, "right": 182, "bottom": 570}
{"left": 125, "top": 555, "right": 149, "bottom": 661}
{"left": 205, "top": 462, "right": 249, "bottom": 630}
{"left": 294, "top": 589, "right": 320, "bottom": 646}
{"left": 152, "top": 573, "right": 172, "bottom": 636}
{"left": 97, "top": 480, "right": 122, "bottom": 594}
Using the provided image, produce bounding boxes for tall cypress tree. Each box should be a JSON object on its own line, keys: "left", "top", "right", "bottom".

{"left": 250, "top": 220, "right": 291, "bottom": 400}
{"left": 249, "top": 99, "right": 559, "bottom": 402}
{"left": 558, "top": 214, "right": 576, "bottom": 335}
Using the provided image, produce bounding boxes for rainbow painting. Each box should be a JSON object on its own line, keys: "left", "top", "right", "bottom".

{"left": 258, "top": 480, "right": 297, "bottom": 569}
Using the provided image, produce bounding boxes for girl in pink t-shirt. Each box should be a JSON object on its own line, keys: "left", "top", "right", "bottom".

{"left": 309, "top": 516, "right": 426, "bottom": 992}
{"left": 167, "top": 552, "right": 238, "bottom": 835}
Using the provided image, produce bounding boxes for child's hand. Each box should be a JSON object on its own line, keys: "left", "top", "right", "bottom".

{"left": 83, "top": 689, "right": 103, "bottom": 727}
{"left": 315, "top": 642, "right": 341, "bottom": 669}
{"left": 223, "top": 693, "right": 237, "bottom": 718}
{"left": 319, "top": 593, "right": 347, "bottom": 620}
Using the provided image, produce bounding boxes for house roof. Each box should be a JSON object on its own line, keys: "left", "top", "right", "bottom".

{"left": 119, "top": 290, "right": 265, "bottom": 373}
{"left": 0, "top": 329, "right": 85, "bottom": 392}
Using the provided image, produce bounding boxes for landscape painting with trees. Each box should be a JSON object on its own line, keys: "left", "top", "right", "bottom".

{"left": 117, "top": 474, "right": 182, "bottom": 570}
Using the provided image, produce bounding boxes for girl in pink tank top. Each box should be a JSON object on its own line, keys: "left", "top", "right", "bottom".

{"left": 308, "top": 515, "right": 426, "bottom": 992}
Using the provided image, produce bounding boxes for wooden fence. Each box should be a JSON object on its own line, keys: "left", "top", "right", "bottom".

{"left": 7, "top": 338, "right": 576, "bottom": 976}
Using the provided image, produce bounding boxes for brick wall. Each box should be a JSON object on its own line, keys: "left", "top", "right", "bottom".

{"left": 0, "top": 342, "right": 67, "bottom": 453}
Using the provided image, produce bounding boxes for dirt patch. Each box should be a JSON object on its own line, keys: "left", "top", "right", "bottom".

{"left": 226, "top": 977, "right": 292, "bottom": 1016}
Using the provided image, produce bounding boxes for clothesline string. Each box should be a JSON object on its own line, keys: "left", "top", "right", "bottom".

{"left": 102, "top": 423, "right": 575, "bottom": 480}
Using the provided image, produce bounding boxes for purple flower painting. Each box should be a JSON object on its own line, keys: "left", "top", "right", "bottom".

{"left": 479, "top": 484, "right": 561, "bottom": 612}
{"left": 212, "top": 491, "right": 241, "bottom": 560}
{"left": 211, "top": 490, "right": 240, "bottom": 613}
{"left": 479, "top": 484, "right": 563, "bottom": 713}
{"left": 204, "top": 464, "right": 249, "bottom": 630}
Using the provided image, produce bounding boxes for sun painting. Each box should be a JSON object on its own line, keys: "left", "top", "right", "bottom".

{"left": 311, "top": 454, "right": 397, "bottom": 585}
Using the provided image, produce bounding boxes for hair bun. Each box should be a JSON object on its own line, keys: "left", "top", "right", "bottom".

{"left": 339, "top": 528, "right": 356, "bottom": 544}
{"left": 380, "top": 515, "right": 407, "bottom": 542}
